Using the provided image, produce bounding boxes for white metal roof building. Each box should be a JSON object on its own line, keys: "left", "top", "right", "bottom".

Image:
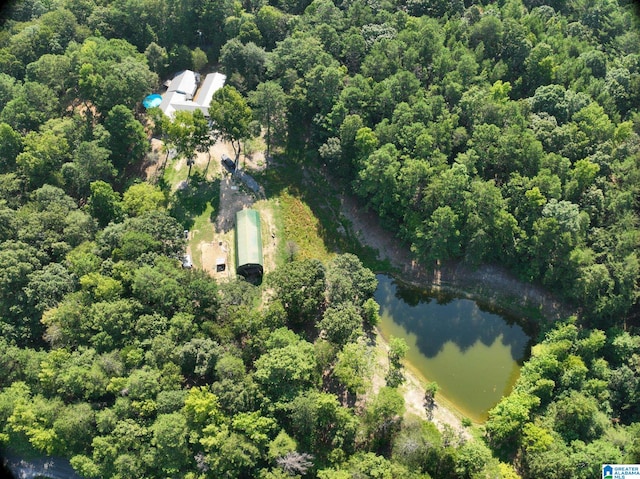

{"left": 159, "top": 70, "right": 226, "bottom": 119}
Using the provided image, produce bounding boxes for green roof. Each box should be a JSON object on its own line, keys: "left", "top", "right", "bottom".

{"left": 235, "top": 209, "right": 263, "bottom": 277}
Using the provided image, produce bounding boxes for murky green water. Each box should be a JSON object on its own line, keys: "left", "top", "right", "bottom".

{"left": 375, "top": 274, "right": 532, "bottom": 422}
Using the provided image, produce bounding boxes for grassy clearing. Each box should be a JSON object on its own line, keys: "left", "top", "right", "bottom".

{"left": 161, "top": 156, "right": 189, "bottom": 188}
{"left": 160, "top": 143, "right": 390, "bottom": 276}
{"left": 169, "top": 172, "right": 220, "bottom": 229}
{"left": 266, "top": 197, "right": 287, "bottom": 266}
{"left": 280, "top": 190, "right": 334, "bottom": 263}
{"left": 255, "top": 160, "right": 392, "bottom": 272}
{"left": 252, "top": 198, "right": 286, "bottom": 270}
{"left": 160, "top": 158, "right": 220, "bottom": 270}
{"left": 189, "top": 202, "right": 215, "bottom": 269}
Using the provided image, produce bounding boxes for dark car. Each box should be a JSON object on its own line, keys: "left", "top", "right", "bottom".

{"left": 221, "top": 154, "right": 235, "bottom": 172}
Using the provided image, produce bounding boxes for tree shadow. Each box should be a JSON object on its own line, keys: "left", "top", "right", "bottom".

{"left": 169, "top": 171, "right": 221, "bottom": 229}
{"left": 375, "top": 274, "right": 532, "bottom": 361}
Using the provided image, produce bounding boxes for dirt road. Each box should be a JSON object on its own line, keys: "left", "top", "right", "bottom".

{"left": 198, "top": 142, "right": 275, "bottom": 280}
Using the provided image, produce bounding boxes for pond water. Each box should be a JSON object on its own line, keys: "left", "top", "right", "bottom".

{"left": 374, "top": 274, "right": 532, "bottom": 422}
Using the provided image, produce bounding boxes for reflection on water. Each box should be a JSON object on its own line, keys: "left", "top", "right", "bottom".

{"left": 375, "top": 274, "right": 532, "bottom": 422}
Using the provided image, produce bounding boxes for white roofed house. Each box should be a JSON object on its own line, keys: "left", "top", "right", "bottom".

{"left": 159, "top": 70, "right": 226, "bottom": 119}
{"left": 196, "top": 72, "right": 227, "bottom": 112}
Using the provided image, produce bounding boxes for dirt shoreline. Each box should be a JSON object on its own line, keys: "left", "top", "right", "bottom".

{"left": 372, "top": 331, "right": 473, "bottom": 441}
{"left": 339, "top": 193, "right": 576, "bottom": 324}
{"left": 339, "top": 192, "right": 577, "bottom": 435}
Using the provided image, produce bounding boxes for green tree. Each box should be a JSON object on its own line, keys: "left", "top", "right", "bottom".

{"left": 318, "top": 303, "right": 363, "bottom": 347}
{"left": 87, "top": 418, "right": 152, "bottom": 478}
{"left": 114, "top": 211, "right": 185, "bottom": 259}
{"left": 354, "top": 143, "right": 401, "bottom": 224}
{"left": 191, "top": 47, "right": 208, "bottom": 72}
{"left": 485, "top": 392, "right": 540, "bottom": 452}
{"left": 88, "top": 181, "right": 123, "bottom": 228}
{"left": 423, "top": 381, "right": 439, "bottom": 420}
{"left": 364, "top": 387, "right": 405, "bottom": 452}
{"left": 268, "top": 429, "right": 297, "bottom": 461}
{"left": 150, "top": 412, "right": 191, "bottom": 475}
{"left": 122, "top": 182, "right": 166, "bottom": 217}
{"left": 96, "top": 56, "right": 158, "bottom": 113}
{"left": 268, "top": 259, "right": 326, "bottom": 327}
{"left": 0, "top": 122, "right": 23, "bottom": 171}
{"left": 25, "top": 54, "right": 72, "bottom": 97}
{"left": 342, "top": 29, "right": 367, "bottom": 74}
{"left": 62, "top": 140, "right": 115, "bottom": 199}
{"left": 0, "top": 241, "right": 41, "bottom": 343}
{"left": 0, "top": 81, "right": 59, "bottom": 132}
{"left": 52, "top": 402, "right": 95, "bottom": 455}
{"left": 16, "top": 185, "right": 89, "bottom": 262}
{"left": 80, "top": 272, "right": 123, "bottom": 302}
{"left": 414, "top": 205, "right": 461, "bottom": 265}
{"left": 249, "top": 80, "right": 287, "bottom": 157}
{"left": 24, "top": 262, "right": 75, "bottom": 316}
{"left": 0, "top": 200, "right": 16, "bottom": 242}
{"left": 15, "top": 128, "right": 70, "bottom": 189}
{"left": 177, "top": 338, "right": 220, "bottom": 382}
{"left": 144, "top": 42, "right": 168, "bottom": 76}
{"left": 256, "top": 5, "right": 290, "bottom": 50}
{"left": 386, "top": 336, "right": 409, "bottom": 387}
{"left": 392, "top": 418, "right": 443, "bottom": 475}
{"left": 86, "top": 299, "right": 139, "bottom": 352}
{"left": 552, "top": 391, "right": 607, "bottom": 442}
{"left": 572, "top": 101, "right": 615, "bottom": 150}
{"left": 209, "top": 85, "right": 253, "bottom": 166}
{"left": 333, "top": 340, "right": 373, "bottom": 395}
{"left": 455, "top": 440, "right": 492, "bottom": 479}
{"left": 318, "top": 451, "right": 420, "bottom": 479}
{"left": 266, "top": 31, "right": 333, "bottom": 79}
{"left": 232, "top": 410, "right": 277, "bottom": 450}
{"left": 253, "top": 330, "right": 317, "bottom": 399}
{"left": 201, "top": 426, "right": 261, "bottom": 479}
{"left": 325, "top": 253, "right": 377, "bottom": 307}
{"left": 220, "top": 39, "right": 266, "bottom": 92}
{"left": 0, "top": 72, "right": 19, "bottom": 109}
{"left": 362, "top": 298, "right": 380, "bottom": 327}
{"left": 131, "top": 263, "right": 185, "bottom": 316}
{"left": 6, "top": 393, "right": 62, "bottom": 455}
{"left": 288, "top": 389, "right": 357, "bottom": 460}
{"left": 104, "top": 105, "right": 149, "bottom": 171}
{"left": 183, "top": 386, "right": 224, "bottom": 431}
{"left": 166, "top": 109, "right": 213, "bottom": 180}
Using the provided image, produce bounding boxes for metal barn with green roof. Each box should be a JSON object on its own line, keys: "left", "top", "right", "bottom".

{"left": 235, "top": 209, "right": 263, "bottom": 280}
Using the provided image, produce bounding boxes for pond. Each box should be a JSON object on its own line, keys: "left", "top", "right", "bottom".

{"left": 374, "top": 274, "right": 532, "bottom": 422}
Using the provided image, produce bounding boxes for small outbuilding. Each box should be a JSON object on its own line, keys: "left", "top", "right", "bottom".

{"left": 235, "top": 209, "right": 263, "bottom": 281}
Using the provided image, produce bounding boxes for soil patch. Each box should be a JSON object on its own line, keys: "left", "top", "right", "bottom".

{"left": 371, "top": 333, "right": 472, "bottom": 441}
{"left": 143, "top": 138, "right": 166, "bottom": 183}
{"left": 200, "top": 142, "right": 270, "bottom": 281}
{"left": 339, "top": 194, "right": 575, "bottom": 322}
{"left": 146, "top": 136, "right": 271, "bottom": 281}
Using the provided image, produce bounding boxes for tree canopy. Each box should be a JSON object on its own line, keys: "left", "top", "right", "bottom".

{"left": 2, "top": 0, "right": 640, "bottom": 478}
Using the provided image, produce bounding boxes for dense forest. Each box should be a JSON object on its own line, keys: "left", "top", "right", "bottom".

{"left": 2, "top": 0, "right": 640, "bottom": 478}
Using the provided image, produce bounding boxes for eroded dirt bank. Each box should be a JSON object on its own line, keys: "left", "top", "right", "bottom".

{"left": 339, "top": 192, "right": 577, "bottom": 434}
{"left": 340, "top": 193, "right": 576, "bottom": 323}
